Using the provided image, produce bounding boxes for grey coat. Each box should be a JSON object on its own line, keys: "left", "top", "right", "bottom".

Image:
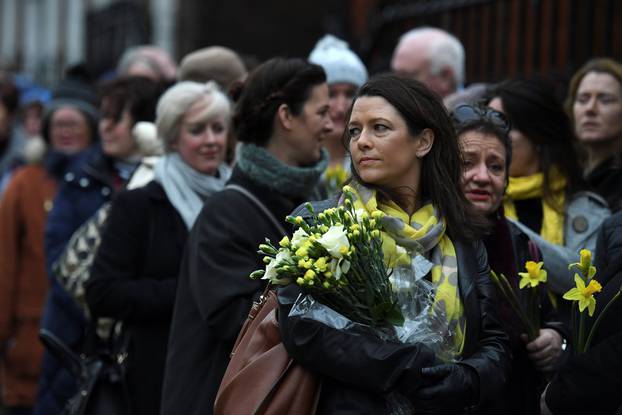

{"left": 509, "top": 191, "right": 610, "bottom": 294}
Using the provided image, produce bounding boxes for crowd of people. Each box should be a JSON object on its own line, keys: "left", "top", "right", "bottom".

{"left": 0, "top": 26, "right": 621, "bottom": 415}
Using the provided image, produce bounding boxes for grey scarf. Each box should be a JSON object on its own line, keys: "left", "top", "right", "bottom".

{"left": 154, "top": 153, "right": 231, "bottom": 229}
{"left": 236, "top": 143, "right": 328, "bottom": 198}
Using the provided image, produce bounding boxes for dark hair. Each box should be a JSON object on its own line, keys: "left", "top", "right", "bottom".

{"left": 490, "top": 79, "right": 584, "bottom": 209}
{"left": 99, "top": 76, "right": 165, "bottom": 125}
{"left": 233, "top": 58, "right": 326, "bottom": 146}
{"left": 345, "top": 73, "right": 489, "bottom": 241}
{"left": 452, "top": 104, "right": 513, "bottom": 174}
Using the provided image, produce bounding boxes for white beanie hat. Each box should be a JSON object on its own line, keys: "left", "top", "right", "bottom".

{"left": 309, "top": 35, "right": 368, "bottom": 88}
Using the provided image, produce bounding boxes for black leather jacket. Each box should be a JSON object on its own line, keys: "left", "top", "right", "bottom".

{"left": 277, "top": 201, "right": 510, "bottom": 414}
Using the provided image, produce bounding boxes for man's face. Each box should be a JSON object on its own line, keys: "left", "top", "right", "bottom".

{"left": 391, "top": 37, "right": 456, "bottom": 98}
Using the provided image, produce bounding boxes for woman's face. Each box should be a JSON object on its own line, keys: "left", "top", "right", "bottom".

{"left": 488, "top": 97, "right": 540, "bottom": 177}
{"left": 49, "top": 107, "right": 92, "bottom": 154}
{"left": 285, "top": 83, "right": 333, "bottom": 166}
{"left": 459, "top": 130, "right": 507, "bottom": 215}
{"left": 99, "top": 105, "right": 136, "bottom": 159}
{"left": 573, "top": 71, "right": 622, "bottom": 145}
{"left": 348, "top": 95, "right": 427, "bottom": 190}
{"left": 174, "top": 97, "right": 228, "bottom": 175}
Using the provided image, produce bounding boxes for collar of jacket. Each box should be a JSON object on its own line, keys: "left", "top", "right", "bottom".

{"left": 227, "top": 165, "right": 306, "bottom": 223}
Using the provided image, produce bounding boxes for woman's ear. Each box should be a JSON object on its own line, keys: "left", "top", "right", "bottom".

{"left": 276, "top": 103, "right": 294, "bottom": 131}
{"left": 415, "top": 128, "right": 435, "bottom": 158}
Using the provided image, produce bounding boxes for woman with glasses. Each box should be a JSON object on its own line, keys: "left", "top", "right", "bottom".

{"left": 453, "top": 103, "right": 566, "bottom": 415}
{"left": 276, "top": 74, "right": 510, "bottom": 414}
{"left": 36, "top": 76, "right": 163, "bottom": 415}
{"left": 488, "top": 79, "right": 610, "bottom": 295}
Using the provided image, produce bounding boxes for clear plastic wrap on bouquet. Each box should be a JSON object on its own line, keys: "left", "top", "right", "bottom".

{"left": 290, "top": 256, "right": 460, "bottom": 362}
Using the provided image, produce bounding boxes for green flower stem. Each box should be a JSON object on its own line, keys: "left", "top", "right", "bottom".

{"left": 570, "top": 302, "right": 578, "bottom": 352}
{"left": 584, "top": 289, "right": 622, "bottom": 351}
{"left": 577, "top": 310, "right": 586, "bottom": 354}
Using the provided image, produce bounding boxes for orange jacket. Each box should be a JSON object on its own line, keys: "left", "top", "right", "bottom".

{"left": 0, "top": 165, "right": 57, "bottom": 407}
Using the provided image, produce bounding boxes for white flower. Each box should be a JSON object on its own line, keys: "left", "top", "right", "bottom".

{"left": 262, "top": 259, "right": 278, "bottom": 281}
{"left": 291, "top": 228, "right": 309, "bottom": 248}
{"left": 330, "top": 258, "right": 350, "bottom": 280}
{"left": 318, "top": 225, "right": 350, "bottom": 258}
{"left": 275, "top": 249, "right": 292, "bottom": 263}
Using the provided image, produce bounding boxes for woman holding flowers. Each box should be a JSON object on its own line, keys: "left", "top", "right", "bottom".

{"left": 276, "top": 74, "right": 510, "bottom": 414}
{"left": 452, "top": 104, "right": 566, "bottom": 415}
{"left": 85, "top": 81, "right": 233, "bottom": 415}
{"left": 161, "top": 58, "right": 332, "bottom": 415}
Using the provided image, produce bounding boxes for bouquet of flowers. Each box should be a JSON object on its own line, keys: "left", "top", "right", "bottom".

{"left": 563, "top": 249, "right": 621, "bottom": 354}
{"left": 490, "top": 261, "right": 548, "bottom": 341}
{"left": 251, "top": 186, "right": 454, "bottom": 354}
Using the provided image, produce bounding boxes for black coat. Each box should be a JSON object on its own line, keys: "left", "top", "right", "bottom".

{"left": 85, "top": 181, "right": 188, "bottom": 415}
{"left": 545, "top": 211, "right": 622, "bottom": 414}
{"left": 277, "top": 201, "right": 511, "bottom": 414}
{"left": 585, "top": 155, "right": 622, "bottom": 213}
{"left": 160, "top": 167, "right": 310, "bottom": 415}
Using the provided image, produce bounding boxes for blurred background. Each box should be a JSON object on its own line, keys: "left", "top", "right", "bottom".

{"left": 0, "top": 0, "right": 621, "bottom": 94}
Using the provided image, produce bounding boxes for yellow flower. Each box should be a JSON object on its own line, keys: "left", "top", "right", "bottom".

{"left": 296, "top": 277, "right": 305, "bottom": 286}
{"left": 294, "top": 216, "right": 304, "bottom": 225}
{"left": 569, "top": 249, "right": 597, "bottom": 279}
{"left": 371, "top": 210, "right": 384, "bottom": 220}
{"left": 518, "top": 261, "right": 548, "bottom": 288}
{"left": 563, "top": 274, "right": 603, "bottom": 316}
{"left": 304, "top": 269, "right": 316, "bottom": 281}
{"left": 314, "top": 257, "right": 329, "bottom": 272}
{"left": 279, "top": 236, "right": 290, "bottom": 248}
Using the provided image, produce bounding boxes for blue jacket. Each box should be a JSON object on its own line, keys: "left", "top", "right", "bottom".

{"left": 35, "top": 145, "right": 119, "bottom": 415}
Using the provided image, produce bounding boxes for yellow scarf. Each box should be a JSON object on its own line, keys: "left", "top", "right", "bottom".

{"left": 504, "top": 170, "right": 566, "bottom": 245}
{"left": 347, "top": 184, "right": 466, "bottom": 355}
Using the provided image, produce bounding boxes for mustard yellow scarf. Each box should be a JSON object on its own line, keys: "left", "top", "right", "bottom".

{"left": 346, "top": 183, "right": 466, "bottom": 355}
{"left": 504, "top": 170, "right": 566, "bottom": 245}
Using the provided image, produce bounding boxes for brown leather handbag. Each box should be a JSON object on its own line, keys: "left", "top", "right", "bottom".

{"left": 214, "top": 288, "right": 321, "bottom": 415}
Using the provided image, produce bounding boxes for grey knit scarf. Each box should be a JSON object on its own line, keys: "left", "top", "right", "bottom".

{"left": 236, "top": 143, "right": 328, "bottom": 198}
{"left": 154, "top": 153, "right": 232, "bottom": 229}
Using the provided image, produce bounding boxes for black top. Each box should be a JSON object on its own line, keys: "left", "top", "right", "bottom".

{"left": 585, "top": 155, "right": 622, "bottom": 213}
{"left": 515, "top": 197, "right": 543, "bottom": 234}
{"left": 85, "top": 181, "right": 188, "bottom": 415}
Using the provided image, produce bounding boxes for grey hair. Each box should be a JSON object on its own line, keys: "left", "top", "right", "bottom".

{"left": 117, "top": 47, "right": 163, "bottom": 78}
{"left": 398, "top": 27, "right": 465, "bottom": 86}
{"left": 155, "top": 81, "right": 232, "bottom": 152}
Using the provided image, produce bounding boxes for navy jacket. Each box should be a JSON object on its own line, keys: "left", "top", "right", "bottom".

{"left": 35, "top": 146, "right": 122, "bottom": 415}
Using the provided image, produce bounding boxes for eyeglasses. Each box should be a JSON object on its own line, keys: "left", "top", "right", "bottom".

{"left": 451, "top": 104, "right": 511, "bottom": 135}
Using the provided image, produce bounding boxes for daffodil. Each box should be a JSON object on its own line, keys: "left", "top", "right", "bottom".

{"left": 568, "top": 249, "right": 597, "bottom": 279}
{"left": 563, "top": 274, "right": 602, "bottom": 316}
{"left": 518, "top": 261, "right": 548, "bottom": 288}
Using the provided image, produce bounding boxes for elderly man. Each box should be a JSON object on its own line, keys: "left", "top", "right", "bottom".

{"left": 391, "top": 27, "right": 464, "bottom": 99}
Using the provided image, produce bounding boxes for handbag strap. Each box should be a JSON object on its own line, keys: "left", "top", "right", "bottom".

{"left": 225, "top": 184, "right": 288, "bottom": 237}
